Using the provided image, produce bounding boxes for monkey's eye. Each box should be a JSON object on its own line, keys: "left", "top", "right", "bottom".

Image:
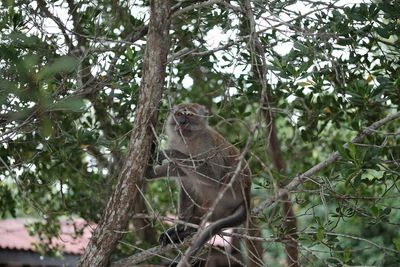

{"left": 176, "top": 111, "right": 182, "bottom": 116}
{"left": 186, "top": 113, "right": 193, "bottom": 117}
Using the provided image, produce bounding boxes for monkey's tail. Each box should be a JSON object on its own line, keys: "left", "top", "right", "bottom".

{"left": 184, "top": 204, "right": 247, "bottom": 263}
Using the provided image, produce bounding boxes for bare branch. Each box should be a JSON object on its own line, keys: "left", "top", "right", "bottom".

{"left": 36, "top": 0, "right": 73, "bottom": 51}
{"left": 111, "top": 241, "right": 189, "bottom": 267}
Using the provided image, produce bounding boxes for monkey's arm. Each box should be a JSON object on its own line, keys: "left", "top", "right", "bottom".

{"left": 144, "top": 149, "right": 190, "bottom": 179}
{"left": 158, "top": 149, "right": 205, "bottom": 164}
{"left": 145, "top": 149, "right": 199, "bottom": 179}
{"left": 144, "top": 163, "right": 181, "bottom": 179}
{"left": 159, "top": 187, "right": 200, "bottom": 246}
{"left": 146, "top": 149, "right": 214, "bottom": 180}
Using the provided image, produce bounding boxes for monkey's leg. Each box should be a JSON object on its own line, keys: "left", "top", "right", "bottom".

{"left": 159, "top": 187, "right": 198, "bottom": 246}
{"left": 182, "top": 203, "right": 247, "bottom": 263}
{"left": 159, "top": 224, "right": 196, "bottom": 246}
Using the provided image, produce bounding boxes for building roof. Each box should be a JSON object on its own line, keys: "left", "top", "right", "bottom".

{"left": 0, "top": 218, "right": 93, "bottom": 255}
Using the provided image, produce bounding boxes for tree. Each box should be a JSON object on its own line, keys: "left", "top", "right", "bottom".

{"left": 1, "top": 0, "right": 399, "bottom": 266}
{"left": 78, "top": 0, "right": 171, "bottom": 266}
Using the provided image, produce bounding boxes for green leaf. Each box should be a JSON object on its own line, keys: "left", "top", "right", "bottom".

{"left": 126, "top": 46, "right": 134, "bottom": 60}
{"left": 369, "top": 4, "right": 380, "bottom": 19}
{"left": 361, "top": 169, "right": 384, "bottom": 181}
{"left": 314, "top": 216, "right": 323, "bottom": 226}
{"left": 293, "top": 41, "right": 308, "bottom": 53}
{"left": 347, "top": 143, "right": 356, "bottom": 160}
{"left": 336, "top": 142, "right": 350, "bottom": 160}
{"left": 383, "top": 207, "right": 391, "bottom": 215}
{"left": 47, "top": 96, "right": 86, "bottom": 112}
{"left": 393, "top": 237, "right": 400, "bottom": 251}
{"left": 371, "top": 206, "right": 379, "bottom": 216}
{"left": 343, "top": 247, "right": 351, "bottom": 263}
{"left": 40, "top": 117, "right": 53, "bottom": 137}
{"left": 0, "top": 183, "right": 16, "bottom": 218}
{"left": 337, "top": 38, "right": 353, "bottom": 46}
{"left": 37, "top": 56, "right": 79, "bottom": 80}
{"left": 376, "top": 26, "right": 391, "bottom": 39}
{"left": 316, "top": 227, "right": 324, "bottom": 241}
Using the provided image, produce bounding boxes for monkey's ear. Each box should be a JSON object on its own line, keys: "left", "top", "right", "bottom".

{"left": 202, "top": 105, "right": 211, "bottom": 117}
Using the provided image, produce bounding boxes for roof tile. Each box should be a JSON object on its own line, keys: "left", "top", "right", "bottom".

{"left": 0, "top": 218, "right": 94, "bottom": 255}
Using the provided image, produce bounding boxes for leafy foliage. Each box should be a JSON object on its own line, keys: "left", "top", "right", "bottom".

{"left": 0, "top": 0, "right": 399, "bottom": 265}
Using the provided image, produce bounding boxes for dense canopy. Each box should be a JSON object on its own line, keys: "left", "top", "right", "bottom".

{"left": 0, "top": 0, "right": 399, "bottom": 266}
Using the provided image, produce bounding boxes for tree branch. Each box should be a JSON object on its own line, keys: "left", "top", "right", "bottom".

{"left": 242, "top": 0, "right": 295, "bottom": 265}
{"left": 111, "top": 241, "right": 189, "bottom": 267}
{"left": 36, "top": 0, "right": 73, "bottom": 51}
{"left": 253, "top": 111, "right": 400, "bottom": 216}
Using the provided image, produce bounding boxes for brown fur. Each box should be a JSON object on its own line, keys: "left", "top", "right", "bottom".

{"left": 147, "top": 103, "right": 260, "bottom": 265}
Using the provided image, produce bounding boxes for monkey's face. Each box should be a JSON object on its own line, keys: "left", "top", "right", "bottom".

{"left": 168, "top": 103, "right": 209, "bottom": 138}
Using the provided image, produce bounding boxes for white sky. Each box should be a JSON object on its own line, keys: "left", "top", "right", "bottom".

{"left": 26, "top": 0, "right": 367, "bottom": 89}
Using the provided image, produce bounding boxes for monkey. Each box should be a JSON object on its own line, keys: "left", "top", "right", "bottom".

{"left": 145, "top": 103, "right": 255, "bottom": 264}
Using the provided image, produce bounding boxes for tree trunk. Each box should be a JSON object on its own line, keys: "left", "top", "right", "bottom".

{"left": 242, "top": 0, "right": 299, "bottom": 266}
{"left": 78, "top": 1, "right": 171, "bottom": 266}
{"left": 261, "top": 96, "right": 299, "bottom": 267}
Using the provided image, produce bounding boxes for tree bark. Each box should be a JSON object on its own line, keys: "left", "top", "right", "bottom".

{"left": 78, "top": 1, "right": 171, "bottom": 266}
{"left": 261, "top": 97, "right": 299, "bottom": 267}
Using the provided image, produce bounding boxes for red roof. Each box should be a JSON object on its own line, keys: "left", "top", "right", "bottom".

{"left": 0, "top": 218, "right": 94, "bottom": 255}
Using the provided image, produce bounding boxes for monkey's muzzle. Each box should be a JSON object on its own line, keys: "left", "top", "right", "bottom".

{"left": 177, "top": 116, "right": 189, "bottom": 126}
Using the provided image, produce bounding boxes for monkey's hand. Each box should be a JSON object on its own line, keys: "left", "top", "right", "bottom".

{"left": 146, "top": 150, "right": 208, "bottom": 180}
{"left": 157, "top": 149, "right": 189, "bottom": 162}
{"left": 159, "top": 224, "right": 195, "bottom": 246}
{"left": 144, "top": 149, "right": 182, "bottom": 179}
{"left": 144, "top": 151, "right": 176, "bottom": 179}
{"left": 144, "top": 165, "right": 155, "bottom": 179}
{"left": 159, "top": 149, "right": 206, "bottom": 166}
